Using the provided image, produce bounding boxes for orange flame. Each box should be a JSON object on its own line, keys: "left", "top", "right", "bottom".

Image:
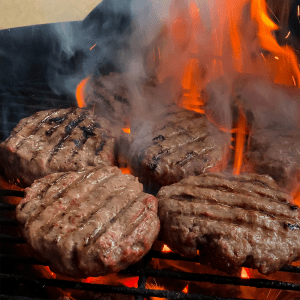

{"left": 75, "top": 77, "right": 89, "bottom": 108}
{"left": 122, "top": 127, "right": 131, "bottom": 134}
{"left": 233, "top": 110, "right": 247, "bottom": 175}
{"left": 251, "top": 0, "right": 300, "bottom": 87}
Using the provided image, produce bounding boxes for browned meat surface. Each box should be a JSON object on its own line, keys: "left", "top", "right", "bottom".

{"left": 16, "top": 166, "right": 160, "bottom": 278}
{"left": 157, "top": 172, "right": 300, "bottom": 275}
{"left": 85, "top": 73, "right": 131, "bottom": 127}
{"left": 127, "top": 105, "right": 230, "bottom": 188}
{"left": 0, "top": 108, "right": 122, "bottom": 187}
{"left": 244, "top": 128, "right": 300, "bottom": 191}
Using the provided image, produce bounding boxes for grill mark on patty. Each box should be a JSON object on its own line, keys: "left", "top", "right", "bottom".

{"left": 120, "top": 195, "right": 151, "bottom": 240}
{"left": 40, "top": 172, "right": 120, "bottom": 237}
{"left": 202, "top": 174, "right": 282, "bottom": 194}
{"left": 24, "top": 169, "right": 93, "bottom": 231}
{"left": 84, "top": 194, "right": 140, "bottom": 247}
{"left": 28, "top": 109, "right": 80, "bottom": 162}
{"left": 180, "top": 175, "right": 289, "bottom": 203}
{"left": 68, "top": 120, "right": 99, "bottom": 159}
{"left": 14, "top": 109, "right": 61, "bottom": 150}
{"left": 73, "top": 122, "right": 99, "bottom": 150}
{"left": 114, "top": 94, "right": 129, "bottom": 105}
{"left": 148, "top": 133, "right": 209, "bottom": 171}
{"left": 19, "top": 173, "right": 67, "bottom": 212}
{"left": 95, "top": 137, "right": 107, "bottom": 156}
{"left": 95, "top": 92, "right": 116, "bottom": 113}
{"left": 169, "top": 192, "right": 293, "bottom": 219}
{"left": 167, "top": 208, "right": 295, "bottom": 233}
{"left": 5, "top": 109, "right": 59, "bottom": 142}
{"left": 45, "top": 109, "right": 76, "bottom": 137}
{"left": 47, "top": 113, "right": 88, "bottom": 163}
{"left": 170, "top": 183, "right": 290, "bottom": 209}
{"left": 133, "top": 111, "right": 205, "bottom": 143}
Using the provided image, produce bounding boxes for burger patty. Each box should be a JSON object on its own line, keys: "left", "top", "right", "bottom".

{"left": 244, "top": 127, "right": 300, "bottom": 191}
{"left": 128, "top": 105, "right": 230, "bottom": 188}
{"left": 16, "top": 165, "right": 160, "bottom": 278}
{"left": 85, "top": 72, "right": 131, "bottom": 128}
{"left": 157, "top": 172, "right": 300, "bottom": 275}
{"left": 0, "top": 108, "right": 122, "bottom": 187}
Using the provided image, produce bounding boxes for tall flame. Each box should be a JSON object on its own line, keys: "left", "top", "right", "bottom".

{"left": 171, "top": 0, "right": 300, "bottom": 175}
{"left": 251, "top": 0, "right": 300, "bottom": 87}
{"left": 233, "top": 110, "right": 247, "bottom": 175}
{"left": 75, "top": 77, "right": 89, "bottom": 108}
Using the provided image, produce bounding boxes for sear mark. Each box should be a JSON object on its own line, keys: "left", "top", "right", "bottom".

{"left": 176, "top": 151, "right": 196, "bottom": 165}
{"left": 80, "top": 126, "right": 96, "bottom": 139}
{"left": 114, "top": 95, "right": 129, "bottom": 105}
{"left": 153, "top": 135, "right": 166, "bottom": 142}
{"left": 286, "top": 223, "right": 300, "bottom": 231}
{"left": 49, "top": 116, "right": 67, "bottom": 124}
{"left": 73, "top": 139, "right": 80, "bottom": 147}
{"left": 172, "top": 193, "right": 197, "bottom": 201}
{"left": 95, "top": 140, "right": 106, "bottom": 155}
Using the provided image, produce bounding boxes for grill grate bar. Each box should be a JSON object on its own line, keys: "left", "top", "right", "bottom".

{"left": 1, "top": 190, "right": 300, "bottom": 299}
{"left": 0, "top": 190, "right": 24, "bottom": 197}
{"left": 0, "top": 295, "right": 50, "bottom": 300}
{"left": 0, "top": 254, "right": 47, "bottom": 266}
{"left": 0, "top": 234, "right": 26, "bottom": 243}
{"left": 0, "top": 202, "right": 16, "bottom": 211}
{"left": 121, "top": 267, "right": 300, "bottom": 292}
{"left": 148, "top": 250, "right": 300, "bottom": 273}
{"left": 0, "top": 217, "right": 18, "bottom": 226}
{"left": 0, "top": 254, "right": 300, "bottom": 291}
{"left": 0, "top": 273, "right": 252, "bottom": 300}
{"left": 135, "top": 254, "right": 151, "bottom": 300}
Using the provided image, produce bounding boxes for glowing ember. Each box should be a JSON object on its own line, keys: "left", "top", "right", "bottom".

{"left": 182, "top": 284, "right": 189, "bottom": 293}
{"left": 240, "top": 267, "right": 251, "bottom": 279}
{"left": 83, "top": 275, "right": 139, "bottom": 288}
{"left": 75, "top": 77, "right": 89, "bottom": 108}
{"left": 120, "top": 167, "right": 131, "bottom": 174}
{"left": 90, "top": 43, "right": 97, "bottom": 50}
{"left": 44, "top": 266, "right": 56, "bottom": 278}
{"left": 162, "top": 244, "right": 172, "bottom": 253}
{"left": 121, "top": 277, "right": 139, "bottom": 288}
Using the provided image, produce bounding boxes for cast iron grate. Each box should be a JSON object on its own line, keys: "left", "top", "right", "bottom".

{"left": 1, "top": 189, "right": 300, "bottom": 300}
{"left": 0, "top": 80, "right": 76, "bottom": 142}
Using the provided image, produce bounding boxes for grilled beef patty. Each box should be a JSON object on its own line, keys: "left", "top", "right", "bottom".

{"left": 244, "top": 128, "right": 300, "bottom": 191}
{"left": 157, "top": 173, "right": 300, "bottom": 275}
{"left": 0, "top": 108, "right": 122, "bottom": 187}
{"left": 85, "top": 73, "right": 131, "bottom": 127}
{"left": 16, "top": 166, "right": 160, "bottom": 278}
{"left": 128, "top": 105, "right": 230, "bottom": 188}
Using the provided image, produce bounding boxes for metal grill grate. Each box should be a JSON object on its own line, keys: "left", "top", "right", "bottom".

{"left": 1, "top": 189, "right": 300, "bottom": 300}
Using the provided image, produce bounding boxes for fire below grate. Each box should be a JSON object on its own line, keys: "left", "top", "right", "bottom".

{"left": 1, "top": 190, "right": 300, "bottom": 300}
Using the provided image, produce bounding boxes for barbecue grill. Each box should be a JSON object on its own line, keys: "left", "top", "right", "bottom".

{"left": 1, "top": 189, "right": 300, "bottom": 300}
{"left": 2, "top": 2, "right": 300, "bottom": 299}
